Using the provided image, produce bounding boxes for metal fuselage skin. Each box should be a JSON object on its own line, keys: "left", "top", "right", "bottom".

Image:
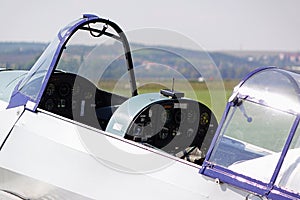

{"left": 0, "top": 99, "right": 248, "bottom": 199}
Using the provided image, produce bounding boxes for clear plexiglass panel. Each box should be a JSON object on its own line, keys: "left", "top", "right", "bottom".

{"left": 209, "top": 100, "right": 295, "bottom": 182}
{"left": 275, "top": 125, "right": 300, "bottom": 193}
{"left": 238, "top": 69, "right": 300, "bottom": 113}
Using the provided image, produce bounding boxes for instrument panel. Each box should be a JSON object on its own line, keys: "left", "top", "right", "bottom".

{"left": 40, "top": 73, "right": 218, "bottom": 164}
{"left": 39, "top": 72, "right": 127, "bottom": 129}
{"left": 124, "top": 98, "right": 218, "bottom": 162}
{"left": 40, "top": 73, "right": 95, "bottom": 119}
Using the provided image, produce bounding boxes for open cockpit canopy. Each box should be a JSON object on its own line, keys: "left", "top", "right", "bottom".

{"left": 202, "top": 67, "right": 300, "bottom": 199}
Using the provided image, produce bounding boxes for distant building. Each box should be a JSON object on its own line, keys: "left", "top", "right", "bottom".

{"left": 279, "top": 53, "right": 285, "bottom": 60}
{"left": 279, "top": 53, "right": 300, "bottom": 63}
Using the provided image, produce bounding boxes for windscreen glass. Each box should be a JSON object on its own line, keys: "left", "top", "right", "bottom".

{"left": 275, "top": 124, "right": 300, "bottom": 192}
{"left": 0, "top": 71, "right": 27, "bottom": 102}
{"left": 18, "top": 38, "right": 60, "bottom": 100}
{"left": 209, "top": 100, "right": 296, "bottom": 182}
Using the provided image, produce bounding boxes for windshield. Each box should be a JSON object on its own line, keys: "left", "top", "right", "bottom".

{"left": 0, "top": 71, "right": 27, "bottom": 102}
{"left": 276, "top": 124, "right": 300, "bottom": 192}
{"left": 18, "top": 37, "right": 60, "bottom": 100}
{"left": 209, "top": 99, "right": 296, "bottom": 182}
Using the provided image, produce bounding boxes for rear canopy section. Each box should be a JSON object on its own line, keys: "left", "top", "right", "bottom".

{"left": 201, "top": 67, "right": 300, "bottom": 199}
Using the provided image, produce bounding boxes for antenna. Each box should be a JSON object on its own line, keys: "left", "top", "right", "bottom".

{"left": 160, "top": 77, "right": 184, "bottom": 99}
{"left": 172, "top": 77, "right": 175, "bottom": 92}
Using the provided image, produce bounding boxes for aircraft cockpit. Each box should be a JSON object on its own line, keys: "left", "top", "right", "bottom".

{"left": 2, "top": 14, "right": 300, "bottom": 199}
{"left": 7, "top": 14, "right": 221, "bottom": 165}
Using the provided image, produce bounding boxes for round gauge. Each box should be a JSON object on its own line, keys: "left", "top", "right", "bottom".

{"left": 158, "top": 129, "right": 169, "bottom": 140}
{"left": 200, "top": 112, "right": 210, "bottom": 125}
{"left": 132, "top": 124, "right": 143, "bottom": 136}
{"left": 59, "top": 83, "right": 70, "bottom": 96}
{"left": 45, "top": 99, "right": 55, "bottom": 111}
{"left": 46, "top": 83, "right": 55, "bottom": 96}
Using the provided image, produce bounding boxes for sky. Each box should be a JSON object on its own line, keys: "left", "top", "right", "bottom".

{"left": 0, "top": 0, "right": 300, "bottom": 51}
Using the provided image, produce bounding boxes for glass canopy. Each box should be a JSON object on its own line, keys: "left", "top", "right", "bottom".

{"left": 202, "top": 67, "right": 300, "bottom": 199}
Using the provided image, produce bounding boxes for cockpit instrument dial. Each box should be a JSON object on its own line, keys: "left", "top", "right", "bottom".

{"left": 45, "top": 99, "right": 55, "bottom": 111}
{"left": 158, "top": 128, "right": 169, "bottom": 140}
{"left": 200, "top": 112, "right": 210, "bottom": 125}
{"left": 59, "top": 83, "right": 70, "bottom": 96}
{"left": 46, "top": 83, "right": 55, "bottom": 96}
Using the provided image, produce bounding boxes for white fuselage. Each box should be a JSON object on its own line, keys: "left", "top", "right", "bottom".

{"left": 0, "top": 100, "right": 250, "bottom": 199}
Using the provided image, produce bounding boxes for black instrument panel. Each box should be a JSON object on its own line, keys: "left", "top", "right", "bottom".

{"left": 39, "top": 72, "right": 127, "bottom": 129}
{"left": 125, "top": 98, "right": 218, "bottom": 161}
